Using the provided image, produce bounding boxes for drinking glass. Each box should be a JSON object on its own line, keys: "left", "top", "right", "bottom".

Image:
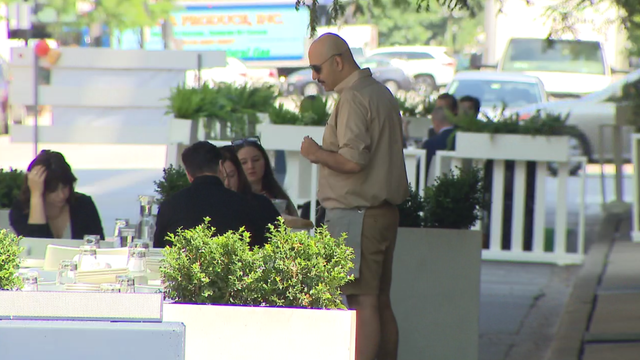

{"left": 56, "top": 259, "right": 77, "bottom": 285}
{"left": 116, "top": 275, "right": 135, "bottom": 293}
{"left": 83, "top": 235, "right": 101, "bottom": 248}
{"left": 100, "top": 283, "right": 122, "bottom": 293}
{"left": 78, "top": 245, "right": 99, "bottom": 271}
{"left": 21, "top": 270, "right": 39, "bottom": 291}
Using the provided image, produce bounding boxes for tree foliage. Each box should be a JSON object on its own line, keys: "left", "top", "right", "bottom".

{"left": 353, "top": 0, "right": 483, "bottom": 48}
{"left": 305, "top": 0, "right": 640, "bottom": 48}
{"left": 0, "top": 0, "right": 176, "bottom": 37}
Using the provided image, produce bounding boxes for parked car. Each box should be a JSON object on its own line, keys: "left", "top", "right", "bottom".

{"left": 283, "top": 57, "right": 413, "bottom": 96}
{"left": 367, "top": 46, "right": 456, "bottom": 94}
{"left": 445, "top": 71, "right": 547, "bottom": 119}
{"left": 498, "top": 38, "right": 614, "bottom": 98}
{"left": 514, "top": 68, "right": 640, "bottom": 164}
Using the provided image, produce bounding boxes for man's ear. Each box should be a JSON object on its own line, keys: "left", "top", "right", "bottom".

{"left": 335, "top": 56, "right": 344, "bottom": 71}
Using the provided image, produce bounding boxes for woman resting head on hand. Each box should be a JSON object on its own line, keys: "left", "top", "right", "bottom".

{"left": 233, "top": 138, "right": 298, "bottom": 217}
{"left": 9, "top": 150, "right": 105, "bottom": 240}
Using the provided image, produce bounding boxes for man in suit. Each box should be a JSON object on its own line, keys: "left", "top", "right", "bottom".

{"left": 421, "top": 107, "right": 455, "bottom": 177}
{"left": 154, "top": 141, "right": 275, "bottom": 248}
{"left": 427, "top": 93, "right": 458, "bottom": 140}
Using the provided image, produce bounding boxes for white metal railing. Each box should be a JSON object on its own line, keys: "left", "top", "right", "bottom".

{"left": 435, "top": 151, "right": 587, "bottom": 265}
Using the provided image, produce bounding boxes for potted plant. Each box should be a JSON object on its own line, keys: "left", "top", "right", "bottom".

{"left": 153, "top": 165, "right": 190, "bottom": 205}
{"left": 392, "top": 167, "right": 486, "bottom": 360}
{"left": 200, "top": 83, "right": 277, "bottom": 140}
{"left": 259, "top": 95, "right": 328, "bottom": 150}
{"left": 165, "top": 84, "right": 205, "bottom": 144}
{"left": 230, "top": 83, "right": 278, "bottom": 137}
{"left": 0, "top": 229, "right": 23, "bottom": 290}
{"left": 160, "top": 219, "right": 356, "bottom": 359}
{"left": 449, "top": 112, "right": 577, "bottom": 163}
{"left": 0, "top": 168, "right": 25, "bottom": 232}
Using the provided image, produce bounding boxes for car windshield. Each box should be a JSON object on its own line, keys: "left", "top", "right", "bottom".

{"left": 448, "top": 79, "right": 543, "bottom": 108}
{"left": 502, "top": 39, "right": 606, "bottom": 75}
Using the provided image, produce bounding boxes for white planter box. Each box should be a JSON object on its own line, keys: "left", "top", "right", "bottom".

{"left": 8, "top": 118, "right": 198, "bottom": 145}
{"left": 0, "top": 291, "right": 163, "bottom": 321}
{"left": 169, "top": 118, "right": 200, "bottom": 144}
{"left": 162, "top": 303, "right": 356, "bottom": 360}
{"left": 405, "top": 116, "right": 432, "bottom": 139}
{"left": 0, "top": 320, "right": 185, "bottom": 360}
{"left": 392, "top": 227, "right": 482, "bottom": 360}
{"left": 455, "top": 132, "right": 570, "bottom": 162}
{"left": 258, "top": 124, "right": 325, "bottom": 151}
{"left": 0, "top": 209, "right": 10, "bottom": 232}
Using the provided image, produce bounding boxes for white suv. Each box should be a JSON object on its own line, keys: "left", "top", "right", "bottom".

{"left": 367, "top": 46, "right": 457, "bottom": 94}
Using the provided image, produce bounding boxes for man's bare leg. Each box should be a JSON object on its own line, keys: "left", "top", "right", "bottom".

{"left": 377, "top": 293, "right": 399, "bottom": 360}
{"left": 347, "top": 294, "right": 380, "bottom": 360}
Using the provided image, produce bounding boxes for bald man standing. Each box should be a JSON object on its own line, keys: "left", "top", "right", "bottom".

{"left": 300, "top": 33, "right": 409, "bottom": 360}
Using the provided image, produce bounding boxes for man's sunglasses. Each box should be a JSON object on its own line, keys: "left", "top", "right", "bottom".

{"left": 309, "top": 53, "right": 342, "bottom": 75}
{"left": 232, "top": 136, "right": 261, "bottom": 147}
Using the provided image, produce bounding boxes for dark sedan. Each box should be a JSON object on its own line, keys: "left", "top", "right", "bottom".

{"left": 283, "top": 57, "right": 413, "bottom": 96}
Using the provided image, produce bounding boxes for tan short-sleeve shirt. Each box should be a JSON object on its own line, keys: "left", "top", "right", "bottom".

{"left": 318, "top": 69, "right": 409, "bottom": 209}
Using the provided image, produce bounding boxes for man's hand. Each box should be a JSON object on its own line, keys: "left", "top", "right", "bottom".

{"left": 300, "top": 136, "right": 322, "bottom": 163}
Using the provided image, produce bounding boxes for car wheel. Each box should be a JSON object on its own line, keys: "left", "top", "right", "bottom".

{"left": 302, "top": 83, "right": 322, "bottom": 97}
{"left": 414, "top": 75, "right": 437, "bottom": 96}
{"left": 384, "top": 80, "right": 400, "bottom": 95}
{"left": 548, "top": 132, "right": 592, "bottom": 176}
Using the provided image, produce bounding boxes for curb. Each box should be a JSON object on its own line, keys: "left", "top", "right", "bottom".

{"left": 544, "top": 239, "right": 614, "bottom": 360}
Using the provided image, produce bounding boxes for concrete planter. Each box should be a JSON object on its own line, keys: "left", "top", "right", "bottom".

{"left": 0, "top": 209, "right": 11, "bottom": 232}
{"left": 455, "top": 132, "right": 570, "bottom": 162}
{"left": 392, "top": 227, "right": 482, "bottom": 360}
{"left": 162, "top": 303, "right": 356, "bottom": 360}
{"left": 9, "top": 118, "right": 200, "bottom": 145}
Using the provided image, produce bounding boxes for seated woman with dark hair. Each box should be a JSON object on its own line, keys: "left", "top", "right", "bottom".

{"left": 232, "top": 137, "right": 298, "bottom": 217}
{"left": 9, "top": 150, "right": 104, "bottom": 239}
{"left": 220, "top": 145, "right": 313, "bottom": 230}
{"left": 219, "top": 145, "right": 281, "bottom": 225}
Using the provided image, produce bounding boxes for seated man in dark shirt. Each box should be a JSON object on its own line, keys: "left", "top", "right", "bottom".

{"left": 421, "top": 107, "right": 456, "bottom": 178}
{"left": 153, "top": 141, "right": 277, "bottom": 248}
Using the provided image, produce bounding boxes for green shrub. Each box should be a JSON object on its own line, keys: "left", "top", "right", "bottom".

{"left": 161, "top": 218, "right": 354, "bottom": 309}
{"left": 451, "top": 111, "right": 579, "bottom": 136}
{"left": 166, "top": 84, "right": 204, "bottom": 120}
{"left": 299, "top": 96, "right": 331, "bottom": 126}
{"left": 153, "top": 165, "right": 190, "bottom": 204}
{"left": 161, "top": 220, "right": 262, "bottom": 304}
{"left": 0, "top": 168, "right": 25, "bottom": 209}
{"left": 268, "top": 103, "right": 302, "bottom": 125}
{"left": 256, "top": 221, "right": 353, "bottom": 308}
{"left": 398, "top": 166, "right": 487, "bottom": 230}
{"left": 423, "top": 167, "right": 486, "bottom": 229}
{"left": 0, "top": 230, "right": 23, "bottom": 290}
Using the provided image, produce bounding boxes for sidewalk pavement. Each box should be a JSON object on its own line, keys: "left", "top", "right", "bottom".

{"left": 546, "top": 214, "right": 640, "bottom": 360}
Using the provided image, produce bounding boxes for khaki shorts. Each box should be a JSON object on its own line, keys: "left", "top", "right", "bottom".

{"left": 342, "top": 202, "right": 399, "bottom": 296}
